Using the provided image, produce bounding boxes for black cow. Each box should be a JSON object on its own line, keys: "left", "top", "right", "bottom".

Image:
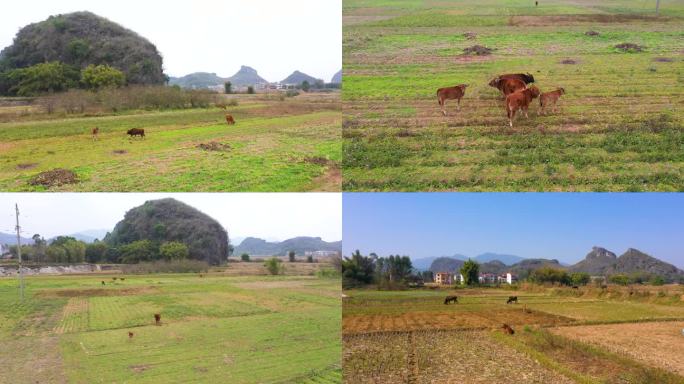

{"left": 444, "top": 295, "right": 459, "bottom": 305}
{"left": 506, "top": 296, "right": 518, "bottom": 304}
{"left": 127, "top": 128, "right": 145, "bottom": 139}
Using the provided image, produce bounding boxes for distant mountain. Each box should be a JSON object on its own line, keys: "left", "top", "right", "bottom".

{"left": 474, "top": 252, "right": 525, "bottom": 265}
{"left": 412, "top": 257, "right": 439, "bottom": 271}
{"left": 168, "top": 72, "right": 224, "bottom": 89}
{"left": 480, "top": 260, "right": 507, "bottom": 274}
{"left": 0, "top": 232, "right": 32, "bottom": 245}
{"left": 568, "top": 246, "right": 617, "bottom": 275}
{"left": 227, "top": 65, "right": 267, "bottom": 86}
{"left": 48, "top": 229, "right": 109, "bottom": 244}
{"left": 331, "top": 69, "right": 342, "bottom": 84}
{"left": 281, "top": 70, "right": 320, "bottom": 85}
{"left": 429, "top": 257, "right": 464, "bottom": 273}
{"left": 610, "top": 248, "right": 683, "bottom": 280}
{"left": 234, "top": 236, "right": 341, "bottom": 257}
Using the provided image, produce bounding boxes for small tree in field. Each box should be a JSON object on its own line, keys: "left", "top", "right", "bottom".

{"left": 247, "top": 86, "right": 255, "bottom": 94}
{"left": 307, "top": 255, "right": 314, "bottom": 263}
{"left": 224, "top": 81, "right": 232, "bottom": 94}
{"left": 301, "top": 80, "right": 310, "bottom": 92}
{"left": 570, "top": 272, "right": 590, "bottom": 286}
{"left": 264, "top": 257, "right": 283, "bottom": 275}
{"left": 288, "top": 251, "right": 295, "bottom": 262}
{"left": 241, "top": 253, "right": 250, "bottom": 262}
{"left": 460, "top": 259, "right": 479, "bottom": 286}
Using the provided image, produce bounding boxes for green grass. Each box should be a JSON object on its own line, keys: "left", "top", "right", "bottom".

{"left": 342, "top": 0, "right": 684, "bottom": 191}
{"left": 0, "top": 273, "right": 341, "bottom": 383}
{"left": 0, "top": 97, "right": 341, "bottom": 191}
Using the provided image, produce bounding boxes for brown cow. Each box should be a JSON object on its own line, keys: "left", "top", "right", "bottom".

{"left": 539, "top": 87, "right": 565, "bottom": 115}
{"left": 154, "top": 313, "right": 161, "bottom": 326}
{"left": 505, "top": 86, "right": 540, "bottom": 127}
{"left": 127, "top": 128, "right": 145, "bottom": 139}
{"left": 502, "top": 323, "right": 515, "bottom": 335}
{"left": 225, "top": 114, "right": 235, "bottom": 125}
{"left": 128, "top": 331, "right": 134, "bottom": 339}
{"left": 436, "top": 84, "right": 468, "bottom": 116}
{"left": 490, "top": 77, "right": 527, "bottom": 97}
{"left": 444, "top": 295, "right": 459, "bottom": 305}
{"left": 91, "top": 127, "right": 99, "bottom": 140}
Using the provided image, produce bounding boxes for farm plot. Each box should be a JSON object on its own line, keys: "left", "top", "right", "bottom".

{"left": 0, "top": 94, "right": 341, "bottom": 191}
{"left": 342, "top": 0, "right": 684, "bottom": 191}
{"left": 343, "top": 330, "right": 574, "bottom": 383}
{"left": 552, "top": 321, "right": 684, "bottom": 376}
{"left": 0, "top": 273, "right": 342, "bottom": 383}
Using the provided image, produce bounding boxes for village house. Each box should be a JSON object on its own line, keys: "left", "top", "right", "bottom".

{"left": 434, "top": 272, "right": 453, "bottom": 285}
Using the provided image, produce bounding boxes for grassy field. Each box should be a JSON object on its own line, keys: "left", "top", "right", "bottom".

{"left": 342, "top": 286, "right": 684, "bottom": 383}
{"left": 342, "top": 0, "right": 684, "bottom": 191}
{"left": 0, "top": 93, "right": 341, "bottom": 191}
{"left": 0, "top": 271, "right": 341, "bottom": 383}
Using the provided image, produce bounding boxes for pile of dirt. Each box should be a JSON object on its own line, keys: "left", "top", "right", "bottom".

{"left": 653, "top": 57, "right": 674, "bottom": 62}
{"left": 560, "top": 59, "right": 577, "bottom": 64}
{"left": 197, "top": 142, "right": 231, "bottom": 152}
{"left": 304, "top": 156, "right": 331, "bottom": 166}
{"left": 463, "top": 45, "right": 493, "bottom": 56}
{"left": 463, "top": 32, "right": 477, "bottom": 40}
{"left": 585, "top": 30, "right": 600, "bottom": 36}
{"left": 28, "top": 169, "right": 78, "bottom": 187}
{"left": 615, "top": 43, "right": 644, "bottom": 52}
{"left": 112, "top": 149, "right": 128, "bottom": 155}
{"left": 16, "top": 163, "right": 38, "bottom": 170}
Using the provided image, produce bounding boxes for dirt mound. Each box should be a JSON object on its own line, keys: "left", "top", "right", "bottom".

{"left": 304, "top": 156, "right": 331, "bottom": 166}
{"left": 463, "top": 45, "right": 493, "bottom": 56}
{"left": 112, "top": 149, "right": 128, "bottom": 155}
{"left": 615, "top": 43, "right": 644, "bottom": 52}
{"left": 463, "top": 32, "right": 477, "bottom": 40}
{"left": 653, "top": 57, "right": 674, "bottom": 62}
{"left": 197, "top": 142, "right": 231, "bottom": 152}
{"left": 16, "top": 163, "right": 38, "bottom": 170}
{"left": 560, "top": 59, "right": 577, "bottom": 64}
{"left": 585, "top": 30, "right": 600, "bottom": 36}
{"left": 28, "top": 169, "right": 78, "bottom": 187}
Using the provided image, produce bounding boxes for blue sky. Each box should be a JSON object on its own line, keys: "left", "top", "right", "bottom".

{"left": 343, "top": 193, "right": 684, "bottom": 269}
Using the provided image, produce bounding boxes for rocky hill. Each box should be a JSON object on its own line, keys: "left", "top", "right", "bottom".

{"left": 474, "top": 252, "right": 525, "bottom": 265}
{"left": 0, "top": 232, "right": 32, "bottom": 245}
{"left": 429, "top": 257, "right": 464, "bottom": 273}
{"left": 234, "top": 236, "right": 340, "bottom": 257}
{"left": 609, "top": 248, "right": 682, "bottom": 279}
{"left": 104, "top": 198, "right": 228, "bottom": 265}
{"left": 281, "top": 70, "right": 320, "bottom": 85}
{"left": 331, "top": 70, "right": 342, "bottom": 84}
{"left": 168, "top": 72, "right": 224, "bottom": 89}
{"left": 226, "top": 65, "right": 267, "bottom": 86}
{"left": 0, "top": 11, "right": 165, "bottom": 84}
{"left": 568, "top": 246, "right": 617, "bottom": 274}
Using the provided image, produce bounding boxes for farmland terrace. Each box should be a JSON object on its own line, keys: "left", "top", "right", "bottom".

{"left": 0, "top": 93, "right": 341, "bottom": 192}
{"left": 0, "top": 273, "right": 341, "bottom": 384}
{"left": 342, "top": 286, "right": 684, "bottom": 383}
{"left": 342, "top": 0, "right": 684, "bottom": 191}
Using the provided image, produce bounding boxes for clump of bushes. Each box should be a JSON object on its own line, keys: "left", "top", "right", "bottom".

{"left": 264, "top": 257, "right": 284, "bottom": 275}
{"left": 463, "top": 45, "right": 493, "bottom": 56}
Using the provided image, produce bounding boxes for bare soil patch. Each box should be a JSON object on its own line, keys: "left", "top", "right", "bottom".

{"left": 16, "top": 163, "right": 38, "bottom": 170}
{"left": 112, "top": 149, "right": 128, "bottom": 155}
{"left": 552, "top": 321, "right": 684, "bottom": 376}
{"left": 463, "top": 45, "right": 493, "bottom": 56}
{"left": 509, "top": 14, "right": 663, "bottom": 27}
{"left": 197, "top": 142, "right": 231, "bottom": 152}
{"left": 463, "top": 32, "right": 477, "bottom": 40}
{"left": 0, "top": 336, "right": 68, "bottom": 384}
{"left": 130, "top": 364, "right": 151, "bottom": 373}
{"left": 303, "top": 156, "right": 332, "bottom": 166}
{"left": 615, "top": 43, "right": 644, "bottom": 52}
{"left": 37, "top": 286, "right": 159, "bottom": 298}
{"left": 585, "top": 30, "right": 600, "bottom": 36}
{"left": 560, "top": 59, "right": 578, "bottom": 64}
{"left": 653, "top": 57, "right": 675, "bottom": 62}
{"left": 28, "top": 168, "right": 78, "bottom": 187}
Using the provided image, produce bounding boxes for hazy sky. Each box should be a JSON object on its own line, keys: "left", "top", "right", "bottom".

{"left": 0, "top": 193, "right": 341, "bottom": 244}
{"left": 0, "top": 0, "right": 341, "bottom": 81}
{"left": 343, "top": 193, "right": 684, "bottom": 269}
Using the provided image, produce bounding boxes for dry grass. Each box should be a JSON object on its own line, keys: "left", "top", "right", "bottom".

{"left": 552, "top": 321, "right": 684, "bottom": 376}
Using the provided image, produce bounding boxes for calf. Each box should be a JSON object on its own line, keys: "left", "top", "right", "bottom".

{"left": 225, "top": 114, "right": 235, "bottom": 125}
{"left": 444, "top": 295, "right": 459, "bottom": 305}
{"left": 539, "top": 87, "right": 565, "bottom": 115}
{"left": 505, "top": 86, "right": 540, "bottom": 127}
{"left": 436, "top": 84, "right": 468, "bottom": 116}
{"left": 154, "top": 313, "right": 161, "bottom": 326}
{"left": 128, "top": 331, "right": 134, "bottom": 339}
{"left": 502, "top": 323, "right": 515, "bottom": 335}
{"left": 91, "top": 127, "right": 99, "bottom": 140}
{"left": 506, "top": 296, "right": 518, "bottom": 304}
{"left": 101, "top": 281, "right": 105, "bottom": 286}
{"left": 127, "top": 128, "right": 145, "bottom": 139}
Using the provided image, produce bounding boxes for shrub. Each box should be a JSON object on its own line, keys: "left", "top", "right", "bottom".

{"left": 5, "top": 62, "right": 80, "bottom": 96}
{"left": 307, "top": 255, "right": 314, "bottom": 263}
{"left": 241, "top": 253, "right": 250, "bottom": 262}
{"left": 316, "top": 268, "right": 341, "bottom": 279}
{"left": 264, "top": 257, "right": 284, "bottom": 275}
{"left": 81, "top": 64, "right": 125, "bottom": 89}
{"left": 285, "top": 90, "right": 300, "bottom": 97}
{"left": 609, "top": 274, "right": 631, "bottom": 286}
{"left": 247, "top": 86, "right": 255, "bottom": 94}
{"left": 159, "top": 241, "right": 189, "bottom": 260}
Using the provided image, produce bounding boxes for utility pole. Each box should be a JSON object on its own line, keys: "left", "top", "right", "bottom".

{"left": 15, "top": 203, "right": 24, "bottom": 301}
{"left": 656, "top": 0, "right": 660, "bottom": 15}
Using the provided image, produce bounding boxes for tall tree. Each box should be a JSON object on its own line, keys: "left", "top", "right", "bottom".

{"left": 460, "top": 259, "right": 480, "bottom": 286}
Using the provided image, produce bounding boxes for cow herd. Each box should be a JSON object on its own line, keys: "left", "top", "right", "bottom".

{"left": 437, "top": 72, "right": 566, "bottom": 127}
{"left": 443, "top": 295, "right": 520, "bottom": 335}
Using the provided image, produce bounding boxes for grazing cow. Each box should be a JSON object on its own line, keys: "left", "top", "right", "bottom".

{"left": 535, "top": 1, "right": 538, "bottom": 6}
{"left": 127, "top": 128, "right": 145, "bottom": 139}
{"left": 502, "top": 323, "right": 515, "bottom": 335}
{"left": 539, "top": 87, "right": 565, "bottom": 115}
{"left": 199, "top": 274, "right": 204, "bottom": 278}
{"left": 444, "top": 295, "right": 459, "bottom": 305}
{"left": 154, "top": 313, "right": 161, "bottom": 326}
{"left": 225, "top": 114, "right": 235, "bottom": 125}
{"left": 572, "top": 285, "right": 579, "bottom": 289}
{"left": 128, "top": 331, "right": 134, "bottom": 339}
{"left": 91, "top": 127, "right": 99, "bottom": 140}
{"left": 101, "top": 281, "right": 105, "bottom": 286}
{"left": 506, "top": 296, "right": 518, "bottom": 304}
{"left": 436, "top": 84, "right": 468, "bottom": 116}
{"left": 120, "top": 278, "right": 125, "bottom": 281}
{"left": 112, "top": 277, "right": 117, "bottom": 281}
{"left": 498, "top": 73, "right": 535, "bottom": 84}
{"left": 505, "top": 86, "right": 540, "bottom": 127}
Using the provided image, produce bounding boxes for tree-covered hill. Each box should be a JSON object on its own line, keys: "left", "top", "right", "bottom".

{"left": 0, "top": 11, "right": 165, "bottom": 84}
